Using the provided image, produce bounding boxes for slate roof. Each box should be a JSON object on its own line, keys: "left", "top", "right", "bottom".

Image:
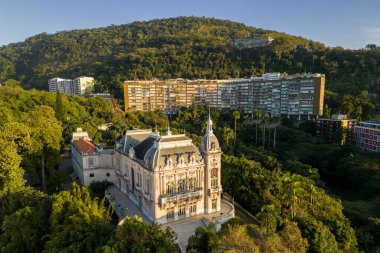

{"left": 134, "top": 137, "right": 157, "bottom": 160}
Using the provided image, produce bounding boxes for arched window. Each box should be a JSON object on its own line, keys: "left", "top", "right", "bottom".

{"left": 166, "top": 182, "right": 174, "bottom": 195}
{"left": 189, "top": 177, "right": 196, "bottom": 191}
{"left": 211, "top": 168, "right": 218, "bottom": 189}
{"left": 178, "top": 179, "right": 186, "bottom": 193}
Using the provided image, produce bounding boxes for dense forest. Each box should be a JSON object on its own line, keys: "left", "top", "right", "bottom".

{"left": 1, "top": 16, "right": 380, "bottom": 116}
{"left": 0, "top": 86, "right": 177, "bottom": 252}
{"left": 0, "top": 85, "right": 379, "bottom": 252}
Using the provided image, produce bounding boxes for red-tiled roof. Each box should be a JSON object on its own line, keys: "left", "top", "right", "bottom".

{"left": 73, "top": 140, "right": 97, "bottom": 153}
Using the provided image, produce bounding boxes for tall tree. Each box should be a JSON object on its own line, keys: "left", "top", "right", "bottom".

{"left": 261, "top": 113, "right": 269, "bottom": 148}
{"left": 22, "top": 106, "right": 62, "bottom": 191}
{"left": 100, "top": 217, "right": 176, "bottom": 253}
{"left": 0, "top": 140, "right": 24, "bottom": 194}
{"left": 55, "top": 90, "right": 64, "bottom": 122}
{"left": 222, "top": 126, "right": 234, "bottom": 146}
{"left": 272, "top": 116, "right": 281, "bottom": 148}
{"left": 232, "top": 110, "right": 240, "bottom": 148}
{"left": 253, "top": 110, "right": 262, "bottom": 145}
{"left": 44, "top": 183, "right": 114, "bottom": 253}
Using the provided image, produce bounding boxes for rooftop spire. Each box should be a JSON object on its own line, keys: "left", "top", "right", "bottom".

{"left": 206, "top": 106, "right": 213, "bottom": 133}
{"left": 167, "top": 120, "right": 172, "bottom": 136}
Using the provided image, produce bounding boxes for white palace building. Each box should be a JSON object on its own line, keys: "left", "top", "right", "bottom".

{"left": 71, "top": 115, "right": 234, "bottom": 226}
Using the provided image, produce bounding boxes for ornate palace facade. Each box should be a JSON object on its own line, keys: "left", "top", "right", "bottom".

{"left": 112, "top": 116, "right": 222, "bottom": 223}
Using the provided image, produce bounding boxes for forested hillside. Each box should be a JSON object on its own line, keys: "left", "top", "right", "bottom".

{"left": 1, "top": 86, "right": 380, "bottom": 252}
{"left": 1, "top": 16, "right": 380, "bottom": 116}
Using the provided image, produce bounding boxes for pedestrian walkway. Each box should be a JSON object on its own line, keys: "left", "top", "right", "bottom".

{"left": 164, "top": 218, "right": 208, "bottom": 252}
{"left": 105, "top": 185, "right": 150, "bottom": 223}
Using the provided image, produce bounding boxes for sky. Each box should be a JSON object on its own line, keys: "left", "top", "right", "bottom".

{"left": 1, "top": 0, "right": 380, "bottom": 49}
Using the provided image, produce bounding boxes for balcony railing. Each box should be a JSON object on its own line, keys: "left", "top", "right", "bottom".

{"left": 208, "top": 186, "right": 222, "bottom": 194}
{"left": 160, "top": 189, "right": 204, "bottom": 204}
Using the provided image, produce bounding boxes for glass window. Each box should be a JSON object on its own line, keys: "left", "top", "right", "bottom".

{"left": 166, "top": 182, "right": 174, "bottom": 195}
{"left": 90, "top": 173, "right": 94, "bottom": 177}
{"left": 211, "top": 168, "right": 218, "bottom": 189}
{"left": 88, "top": 158, "right": 94, "bottom": 168}
{"left": 178, "top": 205, "right": 186, "bottom": 217}
{"left": 212, "top": 199, "right": 217, "bottom": 211}
{"left": 146, "top": 178, "right": 150, "bottom": 194}
{"left": 178, "top": 179, "right": 186, "bottom": 193}
{"left": 125, "top": 165, "right": 129, "bottom": 177}
{"left": 167, "top": 207, "right": 174, "bottom": 220}
{"left": 137, "top": 174, "right": 142, "bottom": 186}
{"left": 189, "top": 203, "right": 197, "bottom": 215}
{"left": 189, "top": 177, "right": 196, "bottom": 191}
{"left": 106, "top": 173, "right": 110, "bottom": 177}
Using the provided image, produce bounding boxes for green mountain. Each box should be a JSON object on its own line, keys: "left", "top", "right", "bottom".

{"left": 0, "top": 16, "right": 379, "bottom": 116}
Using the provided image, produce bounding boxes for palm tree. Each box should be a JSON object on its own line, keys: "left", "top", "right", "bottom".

{"left": 261, "top": 113, "right": 269, "bottom": 148}
{"left": 258, "top": 204, "right": 280, "bottom": 234}
{"left": 272, "top": 116, "right": 281, "bottom": 148}
{"left": 282, "top": 174, "right": 305, "bottom": 219}
{"left": 253, "top": 110, "right": 262, "bottom": 145}
{"left": 232, "top": 110, "right": 240, "bottom": 148}
{"left": 222, "top": 126, "right": 234, "bottom": 146}
{"left": 308, "top": 184, "right": 317, "bottom": 207}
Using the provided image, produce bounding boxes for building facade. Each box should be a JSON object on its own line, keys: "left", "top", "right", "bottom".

{"left": 48, "top": 76, "right": 94, "bottom": 95}
{"left": 71, "top": 116, "right": 226, "bottom": 224}
{"left": 123, "top": 73, "right": 325, "bottom": 118}
{"left": 71, "top": 128, "right": 115, "bottom": 185}
{"left": 48, "top": 78, "right": 73, "bottom": 94}
{"left": 354, "top": 121, "right": 380, "bottom": 152}
{"left": 73, "top": 76, "right": 95, "bottom": 95}
{"left": 113, "top": 116, "right": 222, "bottom": 224}
{"left": 316, "top": 114, "right": 356, "bottom": 144}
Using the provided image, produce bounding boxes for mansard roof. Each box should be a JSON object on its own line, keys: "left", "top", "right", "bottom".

{"left": 123, "top": 129, "right": 153, "bottom": 149}
{"left": 134, "top": 136, "right": 157, "bottom": 160}
{"left": 123, "top": 131, "right": 203, "bottom": 171}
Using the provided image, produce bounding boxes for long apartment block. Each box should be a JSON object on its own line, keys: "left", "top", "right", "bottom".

{"left": 123, "top": 73, "right": 325, "bottom": 117}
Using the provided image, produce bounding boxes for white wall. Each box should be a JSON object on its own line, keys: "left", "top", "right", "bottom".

{"left": 83, "top": 168, "right": 116, "bottom": 186}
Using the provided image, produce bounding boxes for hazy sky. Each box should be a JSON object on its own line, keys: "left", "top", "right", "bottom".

{"left": 1, "top": 0, "right": 380, "bottom": 49}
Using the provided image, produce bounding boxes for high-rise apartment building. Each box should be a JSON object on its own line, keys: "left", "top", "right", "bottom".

{"left": 48, "top": 78, "right": 73, "bottom": 94}
{"left": 73, "top": 76, "right": 95, "bottom": 95}
{"left": 316, "top": 114, "right": 356, "bottom": 144}
{"left": 123, "top": 73, "right": 325, "bottom": 117}
{"left": 354, "top": 121, "right": 380, "bottom": 152}
{"left": 48, "top": 76, "right": 94, "bottom": 95}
